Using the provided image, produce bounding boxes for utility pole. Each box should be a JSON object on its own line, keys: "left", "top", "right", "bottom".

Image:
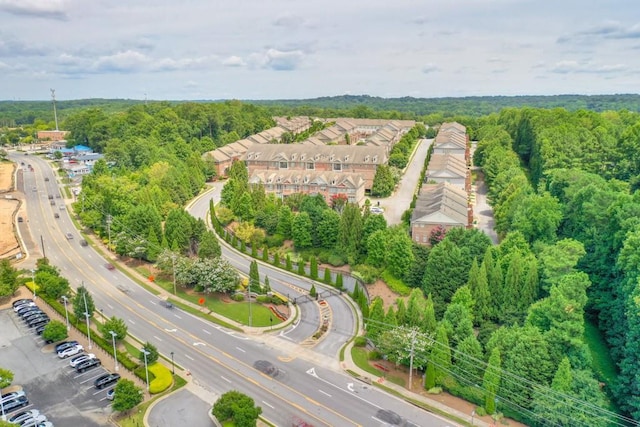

{"left": 172, "top": 254, "right": 177, "bottom": 295}
{"left": 106, "top": 214, "right": 112, "bottom": 251}
{"left": 248, "top": 279, "right": 252, "bottom": 327}
{"left": 40, "top": 235, "right": 46, "bottom": 259}
{"left": 50, "top": 89, "right": 59, "bottom": 131}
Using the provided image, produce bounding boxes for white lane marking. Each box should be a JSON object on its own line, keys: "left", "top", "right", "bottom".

{"left": 313, "top": 369, "right": 382, "bottom": 410}
{"left": 202, "top": 329, "right": 211, "bottom": 335}
{"left": 235, "top": 346, "right": 245, "bottom": 353}
{"left": 262, "top": 401, "right": 274, "bottom": 409}
{"left": 164, "top": 328, "right": 177, "bottom": 333}
{"left": 128, "top": 319, "right": 136, "bottom": 325}
{"left": 319, "top": 389, "right": 332, "bottom": 397}
{"left": 221, "top": 376, "right": 231, "bottom": 383}
{"left": 174, "top": 314, "right": 182, "bottom": 319}
{"left": 150, "top": 301, "right": 156, "bottom": 305}
{"left": 107, "top": 304, "right": 114, "bottom": 310}
{"left": 185, "top": 354, "right": 194, "bottom": 361}
{"left": 153, "top": 335, "right": 163, "bottom": 342}
{"left": 193, "top": 342, "right": 206, "bottom": 347}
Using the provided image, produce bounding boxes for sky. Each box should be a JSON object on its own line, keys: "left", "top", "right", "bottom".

{"left": 1, "top": 0, "right": 639, "bottom": 101}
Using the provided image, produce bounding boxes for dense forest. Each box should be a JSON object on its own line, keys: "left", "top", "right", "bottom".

{"left": 5, "top": 97, "right": 640, "bottom": 425}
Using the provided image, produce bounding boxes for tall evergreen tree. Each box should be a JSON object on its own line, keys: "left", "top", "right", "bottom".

{"left": 454, "top": 335, "right": 484, "bottom": 383}
{"left": 338, "top": 203, "right": 363, "bottom": 264}
{"left": 483, "top": 347, "right": 501, "bottom": 415}
{"left": 423, "top": 295, "right": 437, "bottom": 334}
{"left": 73, "top": 285, "right": 95, "bottom": 323}
{"left": 249, "top": 260, "right": 259, "bottom": 291}
{"left": 472, "top": 258, "right": 492, "bottom": 325}
{"left": 367, "top": 297, "right": 386, "bottom": 340}
{"left": 396, "top": 298, "right": 407, "bottom": 326}
{"left": 146, "top": 226, "right": 160, "bottom": 262}
{"left": 384, "top": 306, "right": 398, "bottom": 327}
{"left": 405, "top": 288, "right": 425, "bottom": 327}
{"left": 431, "top": 325, "right": 452, "bottom": 386}
{"left": 309, "top": 256, "right": 318, "bottom": 280}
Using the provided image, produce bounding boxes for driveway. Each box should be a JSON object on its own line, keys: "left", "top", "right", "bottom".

{"left": 370, "top": 138, "right": 433, "bottom": 225}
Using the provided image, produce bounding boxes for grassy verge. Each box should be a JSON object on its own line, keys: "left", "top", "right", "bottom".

{"left": 351, "top": 347, "right": 383, "bottom": 377}
{"left": 115, "top": 374, "right": 187, "bottom": 427}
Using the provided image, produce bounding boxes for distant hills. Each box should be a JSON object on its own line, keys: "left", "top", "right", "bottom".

{"left": 2, "top": 94, "right": 640, "bottom": 125}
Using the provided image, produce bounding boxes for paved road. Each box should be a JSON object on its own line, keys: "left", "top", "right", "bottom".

{"left": 371, "top": 138, "right": 433, "bottom": 225}
{"left": 10, "top": 151, "right": 455, "bottom": 427}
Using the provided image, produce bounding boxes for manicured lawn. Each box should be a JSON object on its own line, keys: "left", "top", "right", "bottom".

{"left": 351, "top": 347, "right": 383, "bottom": 377}
{"left": 116, "top": 375, "right": 187, "bottom": 427}
{"left": 134, "top": 266, "right": 282, "bottom": 327}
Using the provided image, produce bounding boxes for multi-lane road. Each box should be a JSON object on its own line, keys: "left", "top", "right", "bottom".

{"left": 10, "top": 150, "right": 454, "bottom": 427}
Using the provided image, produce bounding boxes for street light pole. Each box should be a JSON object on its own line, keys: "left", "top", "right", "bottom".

{"left": 170, "top": 351, "right": 175, "bottom": 375}
{"left": 62, "top": 296, "right": 70, "bottom": 331}
{"left": 142, "top": 350, "right": 150, "bottom": 392}
{"left": 248, "top": 279, "right": 252, "bottom": 327}
{"left": 109, "top": 331, "right": 118, "bottom": 371}
{"left": 83, "top": 290, "right": 92, "bottom": 349}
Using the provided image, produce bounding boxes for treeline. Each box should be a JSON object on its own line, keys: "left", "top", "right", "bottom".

{"left": 69, "top": 101, "right": 274, "bottom": 259}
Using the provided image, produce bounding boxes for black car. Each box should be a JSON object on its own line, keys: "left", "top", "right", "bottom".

{"left": 12, "top": 299, "right": 33, "bottom": 309}
{"left": 17, "top": 306, "right": 42, "bottom": 317}
{"left": 253, "top": 360, "right": 278, "bottom": 376}
{"left": 76, "top": 358, "right": 101, "bottom": 373}
{"left": 13, "top": 301, "right": 36, "bottom": 312}
{"left": 35, "top": 324, "right": 47, "bottom": 335}
{"left": 29, "top": 318, "right": 50, "bottom": 329}
{"left": 94, "top": 373, "right": 120, "bottom": 389}
{"left": 2, "top": 396, "right": 29, "bottom": 412}
{"left": 55, "top": 340, "right": 78, "bottom": 353}
{"left": 23, "top": 311, "right": 46, "bottom": 323}
{"left": 27, "top": 315, "right": 50, "bottom": 326}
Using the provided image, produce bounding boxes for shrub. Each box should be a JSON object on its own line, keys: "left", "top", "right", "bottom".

{"left": 256, "top": 295, "right": 270, "bottom": 303}
{"left": 368, "top": 350, "right": 382, "bottom": 360}
{"left": 42, "top": 320, "right": 68, "bottom": 342}
{"left": 327, "top": 254, "right": 346, "bottom": 267}
{"left": 232, "top": 293, "right": 245, "bottom": 301}
{"left": 352, "top": 264, "right": 381, "bottom": 284}
{"left": 265, "top": 234, "right": 285, "bottom": 248}
{"left": 427, "top": 387, "right": 443, "bottom": 395}
{"left": 354, "top": 336, "right": 367, "bottom": 347}
{"left": 216, "top": 207, "right": 234, "bottom": 226}
{"left": 148, "top": 362, "right": 173, "bottom": 394}
{"left": 134, "top": 365, "right": 156, "bottom": 383}
{"left": 381, "top": 270, "right": 411, "bottom": 296}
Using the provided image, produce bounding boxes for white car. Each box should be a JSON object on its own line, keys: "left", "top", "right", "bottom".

{"left": 369, "top": 206, "right": 384, "bottom": 214}
{"left": 8, "top": 409, "right": 40, "bottom": 424}
{"left": 69, "top": 353, "right": 95, "bottom": 368}
{"left": 58, "top": 344, "right": 83, "bottom": 359}
{"left": 17, "top": 414, "right": 47, "bottom": 427}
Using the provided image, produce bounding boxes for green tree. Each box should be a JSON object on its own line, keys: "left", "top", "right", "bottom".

{"left": 212, "top": 390, "right": 262, "bottom": 427}
{"left": 366, "top": 297, "right": 386, "bottom": 340}
{"left": 309, "top": 256, "right": 318, "bottom": 280}
{"left": 483, "top": 348, "right": 501, "bottom": 415}
{"left": 146, "top": 226, "right": 161, "bottom": 262}
{"left": 139, "top": 342, "right": 159, "bottom": 365}
{"left": 323, "top": 268, "right": 332, "bottom": 285}
{"left": 0, "top": 368, "right": 14, "bottom": 388}
{"left": 285, "top": 254, "right": 292, "bottom": 271}
{"left": 292, "top": 212, "right": 313, "bottom": 249}
{"left": 36, "top": 271, "right": 70, "bottom": 300}
{"left": 42, "top": 320, "right": 68, "bottom": 343}
{"left": 454, "top": 335, "right": 483, "bottom": 382}
{"left": 442, "top": 303, "right": 474, "bottom": 348}
{"left": 366, "top": 230, "right": 387, "bottom": 268}
{"left": 386, "top": 227, "right": 414, "bottom": 279}
{"left": 198, "top": 230, "right": 221, "bottom": 259}
{"left": 423, "top": 295, "right": 437, "bottom": 334}
{"left": 249, "top": 260, "right": 260, "bottom": 291}
{"left": 422, "top": 239, "right": 467, "bottom": 317}
{"left": 0, "top": 259, "right": 19, "bottom": 298}
{"left": 297, "top": 260, "right": 305, "bottom": 276}
{"left": 431, "top": 325, "right": 452, "bottom": 386}
{"left": 111, "top": 379, "right": 144, "bottom": 412}
{"left": 276, "top": 205, "right": 293, "bottom": 239}
{"left": 309, "top": 284, "right": 317, "bottom": 298}
{"left": 73, "top": 286, "right": 95, "bottom": 323}
{"left": 469, "top": 258, "right": 491, "bottom": 325}
{"left": 100, "top": 316, "right": 128, "bottom": 342}
{"left": 338, "top": 203, "right": 363, "bottom": 264}
{"left": 371, "top": 164, "right": 396, "bottom": 197}
{"left": 336, "top": 273, "right": 344, "bottom": 290}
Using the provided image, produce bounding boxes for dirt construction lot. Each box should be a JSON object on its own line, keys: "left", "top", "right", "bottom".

{"left": 0, "top": 161, "right": 21, "bottom": 259}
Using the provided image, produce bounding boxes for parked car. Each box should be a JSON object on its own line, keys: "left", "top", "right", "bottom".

{"left": 54, "top": 213, "right": 59, "bottom": 219}
{"left": 34, "top": 324, "right": 47, "bottom": 335}
{"left": 75, "top": 357, "right": 101, "bottom": 373}
{"left": 2, "top": 396, "right": 29, "bottom": 413}
{"left": 17, "top": 306, "right": 41, "bottom": 317}
{"left": 23, "top": 311, "right": 47, "bottom": 323}
{"left": 58, "top": 344, "right": 83, "bottom": 359}
{"left": 8, "top": 409, "right": 40, "bottom": 424}
{"left": 13, "top": 300, "right": 35, "bottom": 311}
{"left": 1, "top": 390, "right": 25, "bottom": 404}
{"left": 21, "top": 420, "right": 52, "bottom": 427}
{"left": 28, "top": 318, "right": 50, "bottom": 329}
{"left": 106, "top": 388, "right": 115, "bottom": 401}
{"left": 69, "top": 353, "right": 95, "bottom": 368}
{"left": 94, "top": 373, "right": 121, "bottom": 389}
{"left": 16, "top": 414, "right": 47, "bottom": 426}
{"left": 65, "top": 232, "right": 73, "bottom": 240}
{"left": 55, "top": 341, "right": 78, "bottom": 353}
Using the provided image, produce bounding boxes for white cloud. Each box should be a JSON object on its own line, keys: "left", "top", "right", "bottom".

{"left": 550, "top": 60, "right": 626, "bottom": 74}
{"left": 0, "top": 0, "right": 69, "bottom": 20}
{"left": 92, "top": 50, "right": 150, "bottom": 73}
{"left": 222, "top": 56, "right": 246, "bottom": 67}
{"left": 262, "top": 48, "right": 304, "bottom": 71}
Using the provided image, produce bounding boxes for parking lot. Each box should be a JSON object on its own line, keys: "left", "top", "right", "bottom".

{"left": 0, "top": 305, "right": 113, "bottom": 426}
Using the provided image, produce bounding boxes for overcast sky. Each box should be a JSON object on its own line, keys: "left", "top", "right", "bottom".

{"left": 1, "top": 0, "right": 639, "bottom": 101}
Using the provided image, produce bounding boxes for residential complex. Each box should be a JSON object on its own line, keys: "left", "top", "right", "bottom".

{"left": 410, "top": 122, "right": 472, "bottom": 245}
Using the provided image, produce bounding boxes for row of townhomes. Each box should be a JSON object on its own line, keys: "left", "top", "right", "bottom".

{"left": 204, "top": 117, "right": 415, "bottom": 205}
{"left": 410, "top": 122, "right": 473, "bottom": 246}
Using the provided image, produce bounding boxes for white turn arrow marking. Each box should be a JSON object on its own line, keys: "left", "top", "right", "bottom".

{"left": 193, "top": 342, "right": 206, "bottom": 347}
{"left": 306, "top": 368, "right": 317, "bottom": 377}
{"left": 347, "top": 382, "right": 354, "bottom": 392}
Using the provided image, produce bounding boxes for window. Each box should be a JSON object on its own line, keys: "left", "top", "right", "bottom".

{"left": 279, "top": 161, "right": 288, "bottom": 169}
{"left": 333, "top": 163, "right": 342, "bottom": 171}
{"left": 307, "top": 162, "right": 315, "bottom": 170}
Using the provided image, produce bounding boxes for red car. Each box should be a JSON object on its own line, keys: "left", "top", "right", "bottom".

{"left": 105, "top": 263, "right": 115, "bottom": 270}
